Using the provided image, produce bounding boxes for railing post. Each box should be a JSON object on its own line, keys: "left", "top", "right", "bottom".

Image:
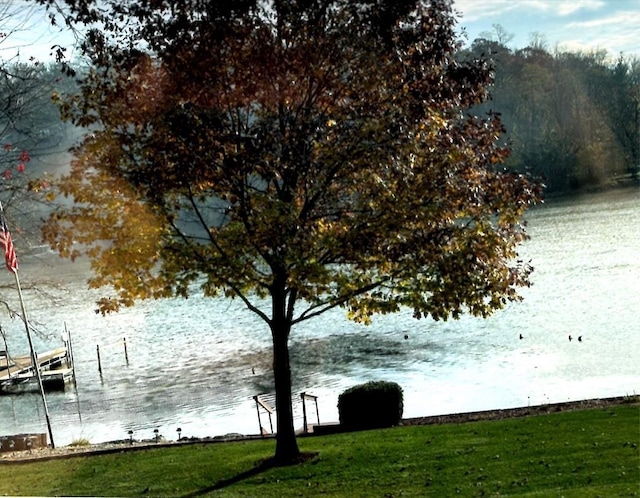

{"left": 301, "top": 392, "right": 308, "bottom": 433}
{"left": 253, "top": 395, "right": 262, "bottom": 435}
{"left": 300, "top": 392, "right": 320, "bottom": 433}
{"left": 253, "top": 395, "right": 275, "bottom": 435}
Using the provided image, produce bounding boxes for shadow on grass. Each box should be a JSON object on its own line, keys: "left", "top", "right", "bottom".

{"left": 181, "top": 452, "right": 318, "bottom": 497}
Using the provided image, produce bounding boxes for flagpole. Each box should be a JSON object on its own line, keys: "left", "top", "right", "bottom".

{"left": 0, "top": 201, "right": 54, "bottom": 448}
{"left": 14, "top": 270, "right": 56, "bottom": 449}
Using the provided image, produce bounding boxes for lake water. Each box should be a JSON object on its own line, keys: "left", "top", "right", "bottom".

{"left": 1, "top": 188, "right": 638, "bottom": 447}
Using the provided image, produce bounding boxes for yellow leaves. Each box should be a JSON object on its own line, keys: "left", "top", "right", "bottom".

{"left": 314, "top": 217, "right": 335, "bottom": 235}
{"left": 410, "top": 112, "right": 450, "bottom": 146}
{"left": 45, "top": 142, "right": 171, "bottom": 309}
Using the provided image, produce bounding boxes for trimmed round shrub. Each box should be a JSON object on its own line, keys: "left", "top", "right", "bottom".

{"left": 338, "top": 380, "right": 403, "bottom": 429}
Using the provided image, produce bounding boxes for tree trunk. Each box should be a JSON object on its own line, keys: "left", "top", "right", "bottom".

{"left": 270, "top": 284, "right": 300, "bottom": 464}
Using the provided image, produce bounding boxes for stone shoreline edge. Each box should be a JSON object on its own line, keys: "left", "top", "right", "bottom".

{"left": 1, "top": 394, "right": 637, "bottom": 464}
{"left": 401, "top": 395, "right": 638, "bottom": 426}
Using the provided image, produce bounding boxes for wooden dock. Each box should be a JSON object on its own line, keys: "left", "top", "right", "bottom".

{"left": 0, "top": 348, "right": 73, "bottom": 394}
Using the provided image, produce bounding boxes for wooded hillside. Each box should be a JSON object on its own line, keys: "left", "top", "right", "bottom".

{"left": 1, "top": 39, "right": 638, "bottom": 198}
{"left": 463, "top": 37, "right": 639, "bottom": 193}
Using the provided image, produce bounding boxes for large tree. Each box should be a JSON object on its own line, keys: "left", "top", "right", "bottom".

{"left": 40, "top": 0, "right": 541, "bottom": 463}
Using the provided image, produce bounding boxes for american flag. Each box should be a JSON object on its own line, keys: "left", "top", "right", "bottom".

{"left": 0, "top": 209, "right": 18, "bottom": 274}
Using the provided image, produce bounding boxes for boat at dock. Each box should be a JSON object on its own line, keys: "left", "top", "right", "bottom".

{"left": 0, "top": 348, "right": 74, "bottom": 394}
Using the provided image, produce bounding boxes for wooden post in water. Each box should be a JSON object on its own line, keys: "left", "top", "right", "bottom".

{"left": 96, "top": 345, "right": 102, "bottom": 377}
{"left": 123, "top": 338, "right": 129, "bottom": 365}
{"left": 0, "top": 325, "right": 11, "bottom": 380}
{"left": 65, "top": 324, "right": 78, "bottom": 389}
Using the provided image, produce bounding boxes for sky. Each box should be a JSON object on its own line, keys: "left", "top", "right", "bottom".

{"left": 1, "top": 0, "right": 639, "bottom": 63}
{"left": 0, "top": 1, "right": 78, "bottom": 63}
{"left": 454, "top": 0, "right": 640, "bottom": 57}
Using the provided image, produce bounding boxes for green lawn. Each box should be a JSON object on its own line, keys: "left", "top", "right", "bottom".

{"left": 1, "top": 404, "right": 638, "bottom": 497}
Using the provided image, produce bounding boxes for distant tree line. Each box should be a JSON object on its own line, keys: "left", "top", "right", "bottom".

{"left": 464, "top": 34, "right": 639, "bottom": 194}
{"left": 0, "top": 63, "right": 76, "bottom": 163}
{"left": 1, "top": 31, "right": 638, "bottom": 199}
{"left": 0, "top": 62, "right": 76, "bottom": 244}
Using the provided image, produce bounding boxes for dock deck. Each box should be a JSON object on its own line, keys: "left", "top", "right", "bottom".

{"left": 0, "top": 348, "right": 72, "bottom": 394}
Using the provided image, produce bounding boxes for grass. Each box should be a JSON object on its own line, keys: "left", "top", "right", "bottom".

{"left": 0, "top": 404, "right": 637, "bottom": 497}
{"left": 68, "top": 437, "right": 92, "bottom": 447}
